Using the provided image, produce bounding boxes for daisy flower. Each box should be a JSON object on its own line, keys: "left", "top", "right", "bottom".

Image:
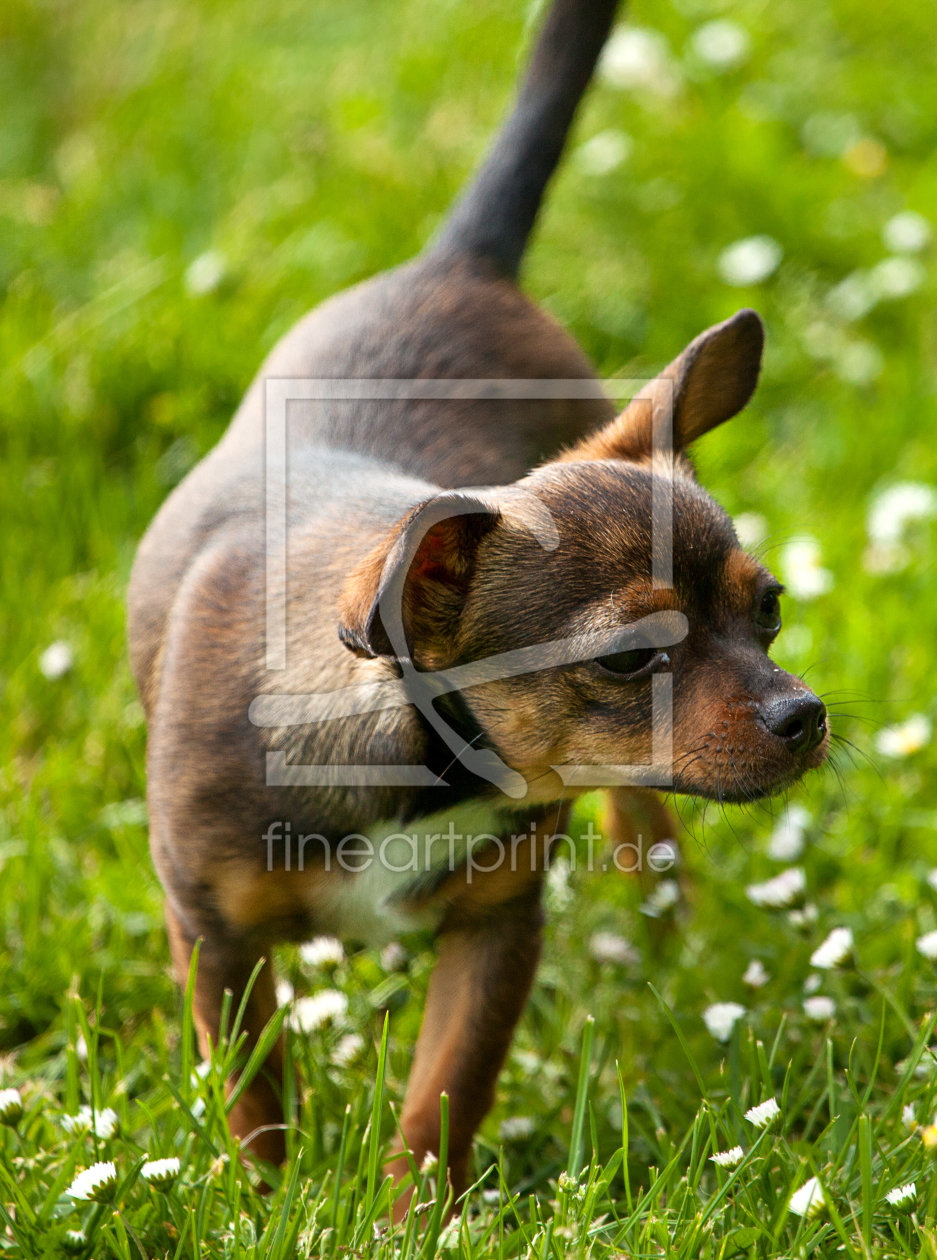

{"left": 746, "top": 867, "right": 806, "bottom": 909}
{"left": 499, "top": 1115, "right": 535, "bottom": 1141}
{"left": 810, "top": 927, "right": 853, "bottom": 969}
{"left": 703, "top": 1002, "right": 746, "bottom": 1043}
{"left": 876, "top": 715, "right": 932, "bottom": 759}
{"left": 742, "top": 959, "right": 769, "bottom": 988}
{"left": 789, "top": 1176, "right": 825, "bottom": 1219}
{"left": 767, "top": 804, "right": 812, "bottom": 861}
{"left": 290, "top": 989, "right": 348, "bottom": 1033}
{"left": 39, "top": 641, "right": 74, "bottom": 679}
{"left": 0, "top": 1088, "right": 23, "bottom": 1126}
{"left": 916, "top": 931, "right": 937, "bottom": 961}
{"left": 141, "top": 1157, "right": 181, "bottom": 1192}
{"left": 886, "top": 1181, "right": 916, "bottom": 1209}
{"left": 710, "top": 1146, "right": 744, "bottom": 1168}
{"left": 67, "top": 1161, "right": 118, "bottom": 1203}
{"left": 62, "top": 1105, "right": 118, "bottom": 1139}
{"left": 780, "top": 537, "right": 834, "bottom": 600}
{"left": 744, "top": 1098, "right": 780, "bottom": 1127}
{"left": 803, "top": 996, "right": 836, "bottom": 1022}
{"left": 299, "top": 936, "right": 344, "bottom": 969}
{"left": 331, "top": 1033, "right": 365, "bottom": 1068}
{"left": 589, "top": 931, "right": 638, "bottom": 965}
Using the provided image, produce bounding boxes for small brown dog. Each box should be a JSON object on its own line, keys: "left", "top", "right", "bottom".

{"left": 128, "top": 0, "right": 828, "bottom": 1197}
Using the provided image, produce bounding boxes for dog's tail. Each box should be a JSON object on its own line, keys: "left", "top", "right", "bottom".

{"left": 429, "top": 0, "right": 622, "bottom": 279}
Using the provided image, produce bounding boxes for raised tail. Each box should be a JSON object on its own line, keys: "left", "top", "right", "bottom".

{"left": 430, "top": 0, "right": 622, "bottom": 279}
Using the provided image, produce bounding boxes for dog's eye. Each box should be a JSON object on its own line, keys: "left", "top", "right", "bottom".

{"left": 755, "top": 588, "right": 782, "bottom": 632}
{"left": 595, "top": 647, "right": 658, "bottom": 677}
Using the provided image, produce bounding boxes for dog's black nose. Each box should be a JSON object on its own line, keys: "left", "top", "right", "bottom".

{"left": 763, "top": 693, "right": 827, "bottom": 754}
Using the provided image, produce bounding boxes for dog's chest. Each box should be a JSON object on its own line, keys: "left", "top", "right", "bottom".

{"left": 307, "top": 798, "right": 513, "bottom": 947}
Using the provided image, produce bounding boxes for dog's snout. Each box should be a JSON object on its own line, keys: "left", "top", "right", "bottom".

{"left": 762, "top": 693, "right": 827, "bottom": 754}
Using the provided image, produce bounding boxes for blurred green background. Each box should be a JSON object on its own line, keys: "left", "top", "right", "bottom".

{"left": 3, "top": 0, "right": 937, "bottom": 1250}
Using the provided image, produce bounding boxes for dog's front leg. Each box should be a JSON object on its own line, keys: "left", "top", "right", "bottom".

{"left": 389, "top": 887, "right": 543, "bottom": 1216}
{"left": 165, "top": 902, "right": 286, "bottom": 1168}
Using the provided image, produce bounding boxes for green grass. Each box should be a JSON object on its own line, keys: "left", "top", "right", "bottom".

{"left": 3, "top": 0, "right": 937, "bottom": 1254}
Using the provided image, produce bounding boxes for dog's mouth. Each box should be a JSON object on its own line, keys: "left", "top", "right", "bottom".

{"left": 671, "top": 719, "right": 830, "bottom": 804}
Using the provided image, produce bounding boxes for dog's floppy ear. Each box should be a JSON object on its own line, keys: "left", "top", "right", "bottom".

{"left": 562, "top": 308, "right": 764, "bottom": 463}
{"left": 337, "top": 492, "right": 502, "bottom": 666}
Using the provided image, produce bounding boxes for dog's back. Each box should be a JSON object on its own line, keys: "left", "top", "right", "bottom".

{"left": 129, "top": 0, "right": 619, "bottom": 713}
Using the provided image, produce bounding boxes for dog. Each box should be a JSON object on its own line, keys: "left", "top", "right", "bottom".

{"left": 127, "top": 0, "right": 829, "bottom": 1199}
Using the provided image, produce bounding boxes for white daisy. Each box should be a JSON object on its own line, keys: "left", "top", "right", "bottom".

{"left": 746, "top": 867, "right": 806, "bottom": 909}
{"left": 810, "top": 927, "right": 853, "bottom": 969}
{"left": 598, "top": 27, "right": 681, "bottom": 98}
{"left": 883, "top": 212, "right": 931, "bottom": 254}
{"left": 39, "top": 641, "right": 74, "bottom": 680}
{"left": 876, "top": 715, "right": 932, "bottom": 759}
{"left": 710, "top": 1145, "right": 744, "bottom": 1168}
{"left": 184, "top": 250, "right": 228, "bottom": 298}
{"left": 641, "top": 878, "right": 680, "bottom": 917}
{"left": 62, "top": 1230, "right": 87, "bottom": 1252}
{"left": 276, "top": 979, "right": 294, "bottom": 1005}
{"left": 767, "top": 804, "right": 812, "bottom": 861}
{"left": 868, "top": 482, "right": 937, "bottom": 547}
{"left": 926, "top": 871, "right": 937, "bottom": 893}
{"left": 575, "top": 130, "right": 632, "bottom": 176}
{"left": 742, "top": 959, "right": 770, "bottom": 988}
{"left": 67, "top": 1160, "right": 118, "bottom": 1203}
{"left": 331, "top": 1033, "right": 365, "bottom": 1068}
{"left": 718, "top": 236, "right": 782, "bottom": 287}
{"left": 290, "top": 989, "right": 348, "bottom": 1033}
{"left": 703, "top": 1002, "right": 746, "bottom": 1043}
{"left": 380, "top": 941, "right": 408, "bottom": 972}
{"left": 499, "top": 1116, "right": 535, "bottom": 1142}
{"left": 141, "top": 1156, "right": 181, "bottom": 1191}
{"left": 589, "top": 931, "right": 638, "bottom": 965}
{"left": 896, "top": 1050, "right": 937, "bottom": 1078}
{"left": 780, "top": 537, "right": 834, "bottom": 600}
{"left": 300, "top": 936, "right": 344, "bottom": 969}
{"left": 916, "top": 930, "right": 937, "bottom": 960}
{"left": 0, "top": 1088, "right": 23, "bottom": 1126}
{"left": 744, "top": 1098, "right": 781, "bottom": 1127}
{"left": 733, "top": 512, "right": 768, "bottom": 550}
{"left": 803, "top": 996, "right": 837, "bottom": 1022}
{"left": 886, "top": 1181, "right": 916, "bottom": 1208}
{"left": 690, "top": 20, "right": 750, "bottom": 71}
{"left": 789, "top": 1176, "right": 825, "bottom": 1218}
{"left": 903, "top": 1103, "right": 917, "bottom": 1130}
{"left": 62, "top": 1105, "right": 118, "bottom": 1139}
{"left": 788, "top": 903, "right": 819, "bottom": 929}
{"left": 871, "top": 257, "right": 925, "bottom": 300}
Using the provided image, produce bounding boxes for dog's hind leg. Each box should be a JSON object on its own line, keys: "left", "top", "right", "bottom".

{"left": 165, "top": 902, "right": 286, "bottom": 1169}
{"left": 388, "top": 886, "right": 544, "bottom": 1216}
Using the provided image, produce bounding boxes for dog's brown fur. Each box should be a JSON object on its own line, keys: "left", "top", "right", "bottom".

{"left": 128, "top": 0, "right": 828, "bottom": 1199}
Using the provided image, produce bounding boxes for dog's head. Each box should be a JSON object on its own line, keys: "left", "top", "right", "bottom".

{"left": 337, "top": 309, "right": 829, "bottom": 804}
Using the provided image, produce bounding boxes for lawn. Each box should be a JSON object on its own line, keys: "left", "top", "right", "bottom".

{"left": 2, "top": 0, "right": 937, "bottom": 1255}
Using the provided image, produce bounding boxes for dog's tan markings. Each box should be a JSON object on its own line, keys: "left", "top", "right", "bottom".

{"left": 722, "top": 548, "right": 767, "bottom": 615}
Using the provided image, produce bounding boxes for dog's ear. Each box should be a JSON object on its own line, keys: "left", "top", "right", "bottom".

{"left": 561, "top": 308, "right": 764, "bottom": 463}
{"left": 337, "top": 493, "right": 502, "bottom": 666}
